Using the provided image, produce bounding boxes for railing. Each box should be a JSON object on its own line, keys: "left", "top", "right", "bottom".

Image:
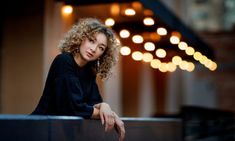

{"left": 0, "top": 115, "right": 182, "bottom": 141}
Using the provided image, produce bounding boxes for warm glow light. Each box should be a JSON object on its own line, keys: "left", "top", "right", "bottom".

{"left": 110, "top": 3, "right": 120, "bottom": 16}
{"left": 105, "top": 18, "right": 115, "bottom": 26}
{"left": 170, "top": 36, "right": 180, "bottom": 44}
{"left": 150, "top": 32, "right": 161, "bottom": 41}
{"left": 132, "top": 51, "right": 143, "bottom": 61}
{"left": 150, "top": 59, "right": 161, "bottom": 69}
{"left": 144, "top": 42, "right": 155, "bottom": 51}
{"left": 199, "top": 55, "right": 208, "bottom": 64}
{"left": 62, "top": 5, "right": 73, "bottom": 15}
{"left": 125, "top": 8, "right": 136, "bottom": 16}
{"left": 167, "top": 62, "right": 177, "bottom": 72}
{"left": 178, "top": 41, "right": 188, "bottom": 50}
{"left": 132, "top": 35, "right": 143, "bottom": 43}
{"left": 120, "top": 46, "right": 131, "bottom": 56}
{"left": 172, "top": 56, "right": 182, "bottom": 65}
{"left": 193, "top": 52, "right": 202, "bottom": 61}
{"left": 132, "top": 2, "right": 142, "bottom": 11}
{"left": 159, "top": 63, "right": 167, "bottom": 72}
{"left": 179, "top": 61, "right": 188, "bottom": 70}
{"left": 155, "top": 48, "right": 166, "bottom": 58}
{"left": 143, "top": 9, "right": 154, "bottom": 16}
{"left": 185, "top": 46, "right": 195, "bottom": 55}
{"left": 157, "top": 27, "right": 167, "bottom": 36}
{"left": 143, "top": 17, "right": 155, "bottom": 26}
{"left": 119, "top": 29, "right": 130, "bottom": 38}
{"left": 209, "top": 62, "right": 217, "bottom": 71}
{"left": 205, "top": 59, "right": 213, "bottom": 68}
{"left": 187, "top": 62, "right": 195, "bottom": 72}
{"left": 143, "top": 52, "right": 153, "bottom": 62}
{"left": 171, "top": 31, "right": 181, "bottom": 39}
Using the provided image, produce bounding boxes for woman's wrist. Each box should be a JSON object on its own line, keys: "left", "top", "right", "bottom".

{"left": 94, "top": 102, "right": 110, "bottom": 109}
{"left": 91, "top": 107, "right": 100, "bottom": 119}
{"left": 93, "top": 103, "right": 101, "bottom": 109}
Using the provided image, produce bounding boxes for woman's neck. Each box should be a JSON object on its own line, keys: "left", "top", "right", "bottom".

{"left": 74, "top": 53, "right": 87, "bottom": 67}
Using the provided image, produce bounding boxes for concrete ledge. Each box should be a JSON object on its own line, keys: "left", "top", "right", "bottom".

{"left": 0, "top": 115, "right": 182, "bottom": 141}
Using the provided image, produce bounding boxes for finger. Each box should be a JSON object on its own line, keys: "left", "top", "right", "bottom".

{"left": 100, "top": 112, "right": 104, "bottom": 125}
{"left": 104, "top": 114, "right": 109, "bottom": 132}
{"left": 107, "top": 114, "right": 115, "bottom": 132}
{"left": 120, "top": 127, "right": 125, "bottom": 141}
{"left": 117, "top": 122, "right": 125, "bottom": 141}
{"left": 107, "top": 118, "right": 115, "bottom": 132}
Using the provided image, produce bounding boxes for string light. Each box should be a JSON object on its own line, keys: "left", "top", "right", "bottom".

{"left": 170, "top": 35, "right": 180, "bottom": 44}
{"left": 132, "top": 51, "right": 143, "bottom": 61}
{"left": 105, "top": 18, "right": 115, "bottom": 26}
{"left": 61, "top": 5, "right": 73, "bottom": 15}
{"left": 120, "top": 29, "right": 130, "bottom": 38}
{"left": 125, "top": 8, "right": 136, "bottom": 16}
{"left": 193, "top": 52, "right": 202, "bottom": 61}
{"left": 167, "top": 62, "right": 177, "bottom": 72}
{"left": 199, "top": 55, "right": 208, "bottom": 65}
{"left": 157, "top": 27, "right": 167, "bottom": 36}
{"left": 209, "top": 62, "right": 217, "bottom": 71}
{"left": 155, "top": 48, "right": 166, "bottom": 58}
{"left": 150, "top": 59, "right": 161, "bottom": 69}
{"left": 120, "top": 46, "right": 131, "bottom": 56}
{"left": 143, "top": 52, "right": 153, "bottom": 62}
{"left": 178, "top": 41, "right": 188, "bottom": 50}
{"left": 172, "top": 56, "right": 182, "bottom": 65}
{"left": 159, "top": 63, "right": 167, "bottom": 72}
{"left": 132, "top": 35, "right": 144, "bottom": 43}
{"left": 179, "top": 61, "right": 188, "bottom": 70}
{"left": 185, "top": 46, "right": 195, "bottom": 55}
{"left": 144, "top": 42, "right": 155, "bottom": 51}
{"left": 143, "top": 17, "right": 155, "bottom": 26}
{"left": 187, "top": 62, "right": 195, "bottom": 72}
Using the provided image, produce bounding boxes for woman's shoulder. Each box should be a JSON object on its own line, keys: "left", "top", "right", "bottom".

{"left": 55, "top": 52, "right": 72, "bottom": 60}
{"left": 51, "top": 52, "right": 76, "bottom": 69}
{"left": 53, "top": 52, "right": 74, "bottom": 64}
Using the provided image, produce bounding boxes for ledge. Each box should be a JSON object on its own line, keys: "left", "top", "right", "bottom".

{"left": 0, "top": 114, "right": 182, "bottom": 141}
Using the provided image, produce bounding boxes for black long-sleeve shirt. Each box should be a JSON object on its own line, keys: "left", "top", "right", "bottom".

{"left": 32, "top": 52, "right": 103, "bottom": 118}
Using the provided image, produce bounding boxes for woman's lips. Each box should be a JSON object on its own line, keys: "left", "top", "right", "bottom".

{"left": 86, "top": 51, "right": 94, "bottom": 58}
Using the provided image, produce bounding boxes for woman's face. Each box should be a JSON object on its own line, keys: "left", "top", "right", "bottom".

{"left": 79, "top": 32, "right": 107, "bottom": 63}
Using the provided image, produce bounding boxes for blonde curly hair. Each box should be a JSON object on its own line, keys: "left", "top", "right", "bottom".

{"left": 58, "top": 18, "right": 120, "bottom": 80}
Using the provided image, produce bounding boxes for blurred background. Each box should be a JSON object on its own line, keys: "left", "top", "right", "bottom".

{"left": 0, "top": 0, "right": 235, "bottom": 118}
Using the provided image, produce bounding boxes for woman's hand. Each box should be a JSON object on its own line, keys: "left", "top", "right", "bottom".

{"left": 113, "top": 112, "right": 125, "bottom": 141}
{"left": 99, "top": 103, "right": 115, "bottom": 132}
{"left": 92, "top": 103, "right": 125, "bottom": 141}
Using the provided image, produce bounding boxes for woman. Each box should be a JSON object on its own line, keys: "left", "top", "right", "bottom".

{"left": 32, "top": 18, "right": 125, "bottom": 141}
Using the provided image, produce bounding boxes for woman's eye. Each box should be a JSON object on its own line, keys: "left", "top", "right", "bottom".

{"left": 99, "top": 46, "right": 105, "bottom": 51}
{"left": 89, "top": 38, "right": 95, "bottom": 43}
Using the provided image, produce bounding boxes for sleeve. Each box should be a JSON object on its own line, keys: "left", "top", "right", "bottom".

{"left": 87, "top": 77, "right": 103, "bottom": 106}
{"left": 54, "top": 75, "right": 94, "bottom": 119}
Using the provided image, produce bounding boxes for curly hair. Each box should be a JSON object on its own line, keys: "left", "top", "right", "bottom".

{"left": 58, "top": 18, "right": 120, "bottom": 80}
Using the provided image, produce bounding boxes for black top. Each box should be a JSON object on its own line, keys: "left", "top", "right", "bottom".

{"left": 32, "top": 53, "right": 103, "bottom": 118}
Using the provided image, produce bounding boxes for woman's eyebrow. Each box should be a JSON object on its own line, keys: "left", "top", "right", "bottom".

{"left": 99, "top": 43, "right": 107, "bottom": 48}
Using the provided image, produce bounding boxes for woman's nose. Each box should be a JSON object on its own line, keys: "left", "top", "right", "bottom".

{"left": 90, "top": 45, "right": 97, "bottom": 52}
